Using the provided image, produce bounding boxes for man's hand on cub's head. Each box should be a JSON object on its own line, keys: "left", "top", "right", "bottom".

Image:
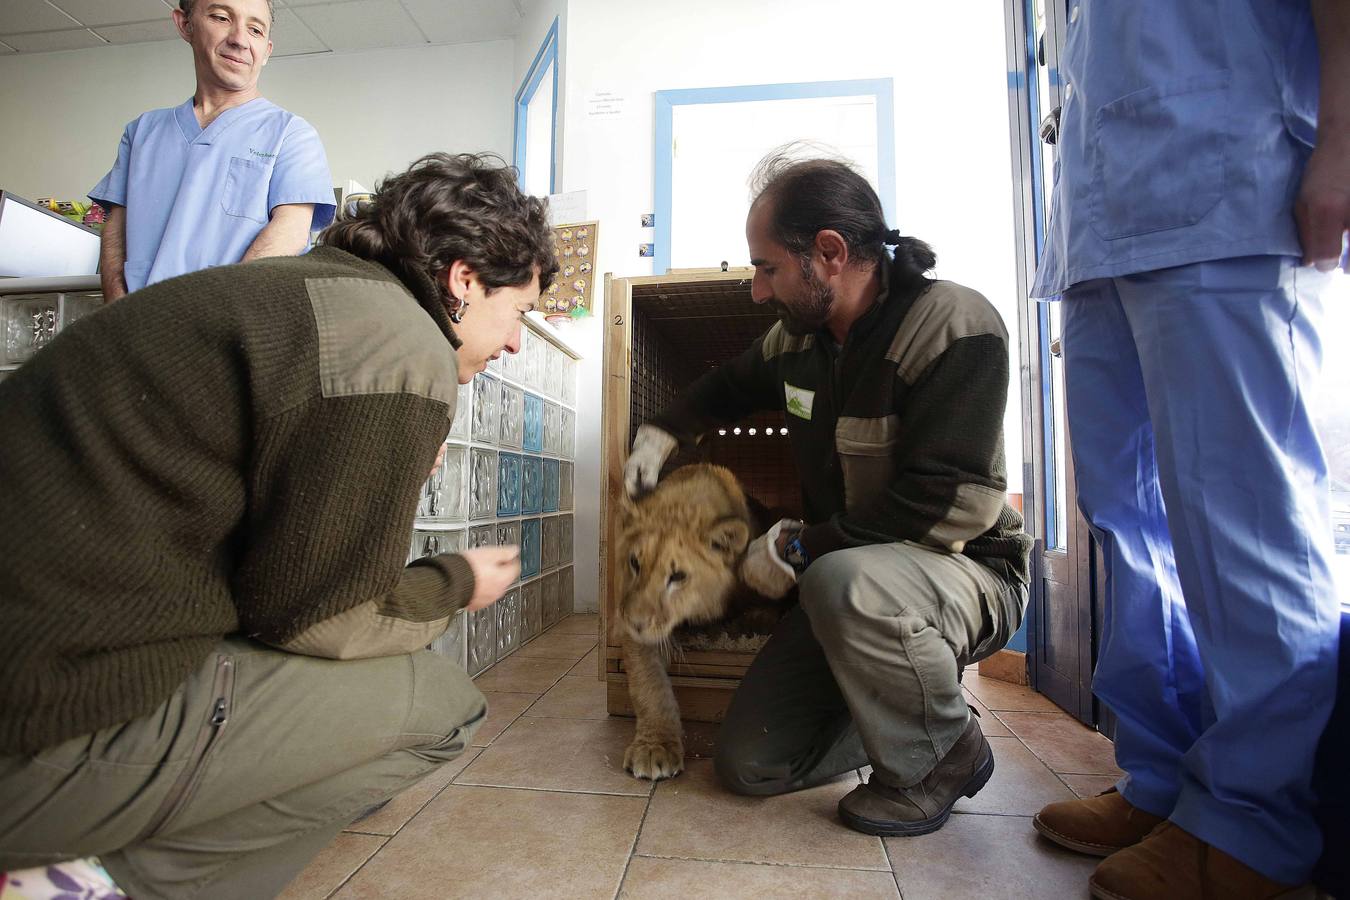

{"left": 624, "top": 424, "right": 679, "bottom": 497}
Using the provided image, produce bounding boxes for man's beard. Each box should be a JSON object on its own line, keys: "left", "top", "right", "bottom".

{"left": 771, "top": 265, "right": 833, "bottom": 336}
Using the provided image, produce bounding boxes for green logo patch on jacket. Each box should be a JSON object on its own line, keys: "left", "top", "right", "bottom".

{"left": 784, "top": 382, "right": 814, "bottom": 420}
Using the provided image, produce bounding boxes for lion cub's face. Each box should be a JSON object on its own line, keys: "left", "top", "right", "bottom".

{"left": 617, "top": 466, "right": 752, "bottom": 645}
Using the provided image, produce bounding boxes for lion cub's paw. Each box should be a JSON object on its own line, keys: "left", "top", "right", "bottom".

{"left": 624, "top": 737, "right": 685, "bottom": 780}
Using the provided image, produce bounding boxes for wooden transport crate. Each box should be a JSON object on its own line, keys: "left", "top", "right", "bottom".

{"left": 600, "top": 271, "right": 803, "bottom": 722}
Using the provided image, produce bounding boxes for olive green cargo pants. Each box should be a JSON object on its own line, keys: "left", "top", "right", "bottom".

{"left": 0, "top": 637, "right": 485, "bottom": 899}
{"left": 716, "top": 541, "right": 1026, "bottom": 793}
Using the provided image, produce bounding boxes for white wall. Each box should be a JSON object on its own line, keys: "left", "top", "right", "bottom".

{"left": 0, "top": 37, "right": 516, "bottom": 201}
{"left": 557, "top": 0, "right": 1023, "bottom": 613}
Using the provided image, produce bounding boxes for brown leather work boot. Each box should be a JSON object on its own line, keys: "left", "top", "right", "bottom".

{"left": 1089, "top": 822, "right": 1316, "bottom": 900}
{"left": 837, "top": 715, "right": 994, "bottom": 837}
{"left": 1033, "top": 787, "right": 1163, "bottom": 857}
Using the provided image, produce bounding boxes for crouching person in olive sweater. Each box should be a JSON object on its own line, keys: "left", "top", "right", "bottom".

{"left": 0, "top": 152, "right": 558, "bottom": 899}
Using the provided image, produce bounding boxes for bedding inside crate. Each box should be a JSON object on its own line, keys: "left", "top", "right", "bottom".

{"left": 628, "top": 279, "right": 802, "bottom": 654}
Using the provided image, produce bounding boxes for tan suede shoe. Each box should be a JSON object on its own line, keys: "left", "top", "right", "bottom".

{"left": 1033, "top": 787, "right": 1163, "bottom": 857}
{"left": 1089, "top": 822, "right": 1316, "bottom": 900}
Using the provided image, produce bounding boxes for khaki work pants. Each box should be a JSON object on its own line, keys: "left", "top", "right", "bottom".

{"left": 716, "top": 541, "right": 1026, "bottom": 793}
{"left": 0, "top": 638, "right": 485, "bottom": 899}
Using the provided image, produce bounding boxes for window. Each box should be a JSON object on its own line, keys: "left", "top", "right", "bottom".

{"left": 514, "top": 18, "right": 559, "bottom": 198}
{"left": 653, "top": 79, "right": 895, "bottom": 274}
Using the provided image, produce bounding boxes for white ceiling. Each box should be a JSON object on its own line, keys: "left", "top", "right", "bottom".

{"left": 0, "top": 0, "right": 529, "bottom": 57}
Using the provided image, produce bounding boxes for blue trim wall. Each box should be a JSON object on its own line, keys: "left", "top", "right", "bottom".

{"left": 513, "top": 17, "right": 559, "bottom": 195}
{"left": 652, "top": 78, "right": 896, "bottom": 275}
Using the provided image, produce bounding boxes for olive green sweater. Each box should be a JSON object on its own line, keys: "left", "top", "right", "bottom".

{"left": 0, "top": 247, "right": 474, "bottom": 755}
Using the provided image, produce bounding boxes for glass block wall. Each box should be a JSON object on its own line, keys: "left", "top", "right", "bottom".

{"left": 409, "top": 319, "right": 580, "bottom": 676}
{"left": 0, "top": 290, "right": 103, "bottom": 384}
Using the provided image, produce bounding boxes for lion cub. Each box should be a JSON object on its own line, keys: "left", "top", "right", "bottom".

{"left": 618, "top": 463, "right": 766, "bottom": 780}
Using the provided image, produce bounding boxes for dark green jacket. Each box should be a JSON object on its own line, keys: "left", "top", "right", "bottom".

{"left": 654, "top": 259, "right": 1032, "bottom": 585}
{"left": 0, "top": 247, "right": 474, "bottom": 755}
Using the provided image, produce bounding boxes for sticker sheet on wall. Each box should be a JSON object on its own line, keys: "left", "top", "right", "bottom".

{"left": 545, "top": 221, "right": 598, "bottom": 322}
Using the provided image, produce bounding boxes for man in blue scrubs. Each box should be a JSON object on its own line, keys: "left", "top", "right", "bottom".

{"left": 1029, "top": 1, "right": 1349, "bottom": 898}
{"left": 90, "top": 0, "right": 334, "bottom": 301}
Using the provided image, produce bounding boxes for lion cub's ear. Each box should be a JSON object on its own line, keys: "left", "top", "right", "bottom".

{"left": 709, "top": 516, "right": 751, "bottom": 564}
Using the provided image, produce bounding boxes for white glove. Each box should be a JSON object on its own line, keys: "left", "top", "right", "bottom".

{"left": 624, "top": 424, "right": 679, "bottom": 497}
{"left": 739, "top": 519, "right": 801, "bottom": 600}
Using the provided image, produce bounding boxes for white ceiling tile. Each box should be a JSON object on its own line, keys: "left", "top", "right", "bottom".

{"left": 268, "top": 6, "right": 328, "bottom": 56}
{"left": 92, "top": 17, "right": 178, "bottom": 44}
{"left": 0, "top": 1, "right": 79, "bottom": 33}
{"left": 0, "top": 28, "right": 106, "bottom": 51}
{"left": 48, "top": 0, "right": 173, "bottom": 27}
{"left": 400, "top": 0, "right": 520, "bottom": 44}
{"left": 0, "top": 40, "right": 16, "bottom": 53}
{"left": 293, "top": 0, "right": 424, "bottom": 53}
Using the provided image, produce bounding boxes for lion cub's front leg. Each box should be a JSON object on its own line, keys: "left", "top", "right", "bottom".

{"left": 622, "top": 634, "right": 684, "bottom": 780}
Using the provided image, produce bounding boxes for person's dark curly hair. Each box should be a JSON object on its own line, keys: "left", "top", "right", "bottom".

{"left": 319, "top": 153, "right": 558, "bottom": 310}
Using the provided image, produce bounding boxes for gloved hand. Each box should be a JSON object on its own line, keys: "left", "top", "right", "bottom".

{"left": 739, "top": 519, "right": 802, "bottom": 599}
{"left": 624, "top": 424, "right": 678, "bottom": 497}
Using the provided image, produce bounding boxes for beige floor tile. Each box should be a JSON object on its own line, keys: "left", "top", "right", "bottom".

{"left": 636, "top": 759, "right": 889, "bottom": 871}
{"left": 620, "top": 856, "right": 900, "bottom": 899}
{"left": 471, "top": 691, "right": 538, "bottom": 747}
{"left": 344, "top": 749, "right": 481, "bottom": 837}
{"left": 963, "top": 673, "right": 1062, "bottom": 713}
{"left": 515, "top": 631, "right": 597, "bottom": 661}
{"left": 997, "top": 711, "right": 1123, "bottom": 776}
{"left": 523, "top": 675, "right": 608, "bottom": 719}
{"left": 1060, "top": 774, "right": 1120, "bottom": 799}
{"left": 472, "top": 654, "right": 573, "bottom": 693}
{"left": 335, "top": 786, "right": 646, "bottom": 900}
{"left": 953, "top": 736, "right": 1074, "bottom": 817}
{"left": 457, "top": 715, "right": 652, "bottom": 796}
{"left": 964, "top": 691, "right": 1013, "bottom": 737}
{"left": 550, "top": 613, "right": 600, "bottom": 635}
{"left": 278, "top": 832, "right": 386, "bottom": 900}
{"left": 570, "top": 646, "right": 602, "bottom": 676}
{"left": 885, "top": 813, "right": 1097, "bottom": 899}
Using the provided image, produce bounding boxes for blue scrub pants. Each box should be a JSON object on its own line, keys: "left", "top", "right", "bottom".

{"left": 1061, "top": 255, "right": 1340, "bottom": 883}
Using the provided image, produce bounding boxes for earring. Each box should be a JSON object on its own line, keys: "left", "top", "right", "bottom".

{"left": 448, "top": 296, "right": 470, "bottom": 324}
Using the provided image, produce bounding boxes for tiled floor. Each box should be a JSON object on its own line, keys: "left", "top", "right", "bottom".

{"left": 280, "top": 614, "right": 1119, "bottom": 899}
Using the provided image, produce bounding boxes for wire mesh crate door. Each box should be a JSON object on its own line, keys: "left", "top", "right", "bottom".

{"left": 626, "top": 281, "right": 803, "bottom": 517}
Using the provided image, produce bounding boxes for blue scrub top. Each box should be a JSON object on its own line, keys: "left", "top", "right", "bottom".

{"left": 1031, "top": 0, "right": 1321, "bottom": 298}
{"left": 90, "top": 97, "right": 336, "bottom": 293}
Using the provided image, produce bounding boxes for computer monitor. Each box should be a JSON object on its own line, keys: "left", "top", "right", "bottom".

{"left": 0, "top": 191, "right": 101, "bottom": 278}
